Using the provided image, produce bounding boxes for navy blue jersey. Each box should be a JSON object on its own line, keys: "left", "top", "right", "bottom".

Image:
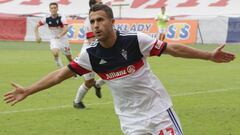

{"left": 39, "top": 15, "right": 66, "bottom": 28}
{"left": 69, "top": 31, "right": 167, "bottom": 80}
{"left": 87, "top": 31, "right": 144, "bottom": 73}
{"left": 38, "top": 14, "right": 68, "bottom": 39}
{"left": 46, "top": 16, "right": 63, "bottom": 27}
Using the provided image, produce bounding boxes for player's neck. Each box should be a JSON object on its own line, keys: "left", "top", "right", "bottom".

{"left": 51, "top": 13, "right": 58, "bottom": 18}
{"left": 99, "top": 30, "right": 117, "bottom": 48}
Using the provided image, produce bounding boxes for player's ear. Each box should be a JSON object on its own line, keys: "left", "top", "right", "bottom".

{"left": 111, "top": 19, "right": 115, "bottom": 24}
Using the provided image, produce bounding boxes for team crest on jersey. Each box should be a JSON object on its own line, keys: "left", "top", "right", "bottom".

{"left": 56, "top": 19, "right": 59, "bottom": 24}
{"left": 49, "top": 21, "right": 52, "bottom": 24}
{"left": 121, "top": 49, "right": 128, "bottom": 60}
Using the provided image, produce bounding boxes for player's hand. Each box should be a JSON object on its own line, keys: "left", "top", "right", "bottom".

{"left": 3, "top": 82, "right": 28, "bottom": 106}
{"left": 36, "top": 37, "right": 42, "bottom": 43}
{"left": 210, "top": 44, "right": 235, "bottom": 63}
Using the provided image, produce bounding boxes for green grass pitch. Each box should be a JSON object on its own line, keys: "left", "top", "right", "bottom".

{"left": 0, "top": 41, "right": 239, "bottom": 135}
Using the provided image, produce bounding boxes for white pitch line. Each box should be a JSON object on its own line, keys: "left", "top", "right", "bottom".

{"left": 0, "top": 101, "right": 113, "bottom": 115}
{"left": 172, "top": 87, "right": 239, "bottom": 97}
{"left": 0, "top": 88, "right": 239, "bottom": 115}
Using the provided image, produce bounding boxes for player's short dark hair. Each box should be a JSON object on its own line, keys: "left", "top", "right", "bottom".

{"left": 49, "top": 2, "right": 58, "bottom": 8}
{"left": 89, "top": 4, "right": 114, "bottom": 19}
{"left": 89, "top": 0, "right": 102, "bottom": 8}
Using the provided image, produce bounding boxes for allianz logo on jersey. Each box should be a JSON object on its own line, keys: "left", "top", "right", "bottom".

{"left": 106, "top": 65, "right": 136, "bottom": 80}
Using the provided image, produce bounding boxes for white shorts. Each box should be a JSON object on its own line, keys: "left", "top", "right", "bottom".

{"left": 158, "top": 27, "right": 166, "bottom": 34}
{"left": 120, "top": 108, "right": 183, "bottom": 135}
{"left": 83, "top": 72, "right": 95, "bottom": 81}
{"left": 50, "top": 38, "right": 71, "bottom": 55}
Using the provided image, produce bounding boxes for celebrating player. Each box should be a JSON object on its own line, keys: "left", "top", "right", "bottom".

{"left": 4, "top": 4, "right": 235, "bottom": 135}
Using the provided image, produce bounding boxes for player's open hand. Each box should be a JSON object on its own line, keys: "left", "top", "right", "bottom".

{"left": 36, "top": 37, "right": 42, "bottom": 43}
{"left": 210, "top": 44, "right": 235, "bottom": 63}
{"left": 3, "top": 82, "right": 28, "bottom": 106}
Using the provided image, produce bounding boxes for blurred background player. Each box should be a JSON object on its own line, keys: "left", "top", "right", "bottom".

{"left": 73, "top": 0, "right": 106, "bottom": 109}
{"left": 155, "top": 6, "right": 169, "bottom": 41}
{"left": 34, "top": 2, "right": 74, "bottom": 68}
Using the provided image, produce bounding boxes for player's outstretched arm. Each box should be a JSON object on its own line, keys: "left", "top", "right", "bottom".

{"left": 3, "top": 67, "right": 75, "bottom": 106}
{"left": 164, "top": 44, "right": 235, "bottom": 63}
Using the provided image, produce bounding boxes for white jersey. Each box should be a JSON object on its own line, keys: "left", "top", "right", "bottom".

{"left": 38, "top": 14, "right": 68, "bottom": 39}
{"left": 68, "top": 31, "right": 172, "bottom": 121}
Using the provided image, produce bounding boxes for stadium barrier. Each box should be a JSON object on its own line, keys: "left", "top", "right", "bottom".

{"left": 196, "top": 17, "right": 229, "bottom": 44}
{"left": 0, "top": 16, "right": 239, "bottom": 44}
{"left": 26, "top": 18, "right": 199, "bottom": 44}
{"left": 165, "top": 20, "right": 198, "bottom": 44}
{"left": 0, "top": 16, "right": 26, "bottom": 41}
{"left": 226, "top": 17, "right": 240, "bottom": 43}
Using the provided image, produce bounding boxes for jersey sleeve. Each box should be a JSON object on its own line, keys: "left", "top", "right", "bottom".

{"left": 137, "top": 32, "right": 167, "bottom": 57}
{"left": 68, "top": 49, "right": 92, "bottom": 75}
{"left": 38, "top": 17, "right": 46, "bottom": 26}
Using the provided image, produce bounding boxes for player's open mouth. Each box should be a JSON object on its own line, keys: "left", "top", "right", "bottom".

{"left": 95, "top": 31, "right": 101, "bottom": 36}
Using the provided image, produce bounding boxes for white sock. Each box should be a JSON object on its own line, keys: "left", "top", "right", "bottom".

{"left": 54, "top": 57, "right": 63, "bottom": 68}
{"left": 95, "top": 79, "right": 105, "bottom": 88}
{"left": 74, "top": 83, "right": 89, "bottom": 103}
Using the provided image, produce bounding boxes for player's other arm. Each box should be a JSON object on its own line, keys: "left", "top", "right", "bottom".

{"left": 163, "top": 44, "right": 235, "bottom": 63}
{"left": 34, "top": 23, "right": 42, "bottom": 43}
{"left": 56, "top": 24, "right": 68, "bottom": 39}
{"left": 56, "top": 16, "right": 68, "bottom": 39}
{"left": 3, "top": 67, "right": 75, "bottom": 106}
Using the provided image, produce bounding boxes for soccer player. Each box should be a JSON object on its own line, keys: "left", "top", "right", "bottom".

{"left": 34, "top": 2, "right": 74, "bottom": 68}
{"left": 73, "top": 0, "right": 106, "bottom": 109}
{"left": 155, "top": 6, "right": 169, "bottom": 41}
{"left": 4, "top": 4, "right": 235, "bottom": 135}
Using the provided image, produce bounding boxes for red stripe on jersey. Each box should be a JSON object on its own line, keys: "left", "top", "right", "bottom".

{"left": 68, "top": 61, "right": 91, "bottom": 75}
{"left": 150, "top": 40, "right": 166, "bottom": 56}
{"left": 38, "top": 21, "right": 44, "bottom": 26}
{"left": 97, "top": 59, "right": 144, "bottom": 80}
{"left": 86, "top": 32, "right": 95, "bottom": 39}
